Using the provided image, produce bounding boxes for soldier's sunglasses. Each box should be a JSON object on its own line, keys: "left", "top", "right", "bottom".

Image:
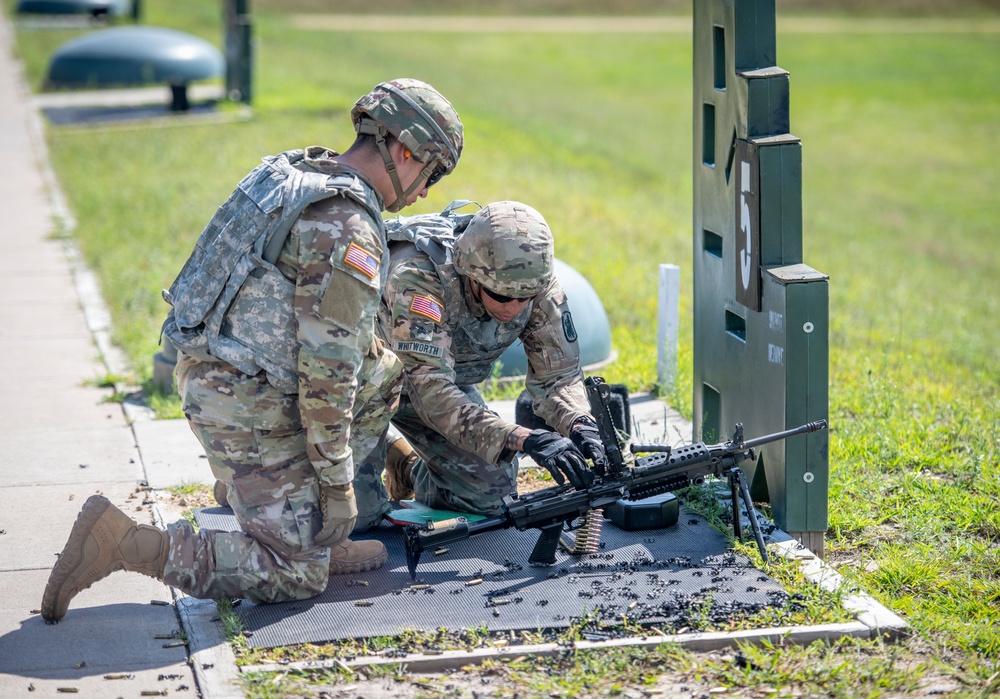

{"left": 426, "top": 163, "right": 446, "bottom": 189}
{"left": 481, "top": 286, "right": 534, "bottom": 305}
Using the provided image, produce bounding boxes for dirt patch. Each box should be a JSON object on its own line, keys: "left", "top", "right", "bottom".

{"left": 154, "top": 484, "right": 215, "bottom": 527}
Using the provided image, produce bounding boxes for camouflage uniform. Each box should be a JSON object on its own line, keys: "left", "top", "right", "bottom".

{"left": 356, "top": 202, "right": 592, "bottom": 517}
{"left": 162, "top": 147, "right": 401, "bottom": 602}
{"left": 154, "top": 79, "right": 463, "bottom": 603}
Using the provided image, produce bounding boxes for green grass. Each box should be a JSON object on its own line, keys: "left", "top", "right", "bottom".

{"left": 5, "top": 0, "right": 1000, "bottom": 695}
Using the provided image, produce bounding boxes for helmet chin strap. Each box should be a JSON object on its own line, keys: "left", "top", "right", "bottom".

{"left": 374, "top": 128, "right": 406, "bottom": 213}
{"left": 358, "top": 118, "right": 436, "bottom": 213}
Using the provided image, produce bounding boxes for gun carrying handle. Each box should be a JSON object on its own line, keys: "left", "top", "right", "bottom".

{"left": 584, "top": 376, "right": 625, "bottom": 475}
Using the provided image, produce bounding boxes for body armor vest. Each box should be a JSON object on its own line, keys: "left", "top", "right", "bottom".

{"left": 384, "top": 205, "right": 531, "bottom": 386}
{"left": 161, "top": 149, "right": 382, "bottom": 394}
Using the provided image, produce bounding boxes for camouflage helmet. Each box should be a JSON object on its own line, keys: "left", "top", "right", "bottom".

{"left": 352, "top": 78, "right": 464, "bottom": 182}
{"left": 453, "top": 201, "right": 554, "bottom": 299}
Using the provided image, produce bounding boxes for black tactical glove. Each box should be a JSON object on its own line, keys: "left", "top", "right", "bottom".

{"left": 522, "top": 429, "right": 594, "bottom": 490}
{"left": 570, "top": 417, "right": 608, "bottom": 475}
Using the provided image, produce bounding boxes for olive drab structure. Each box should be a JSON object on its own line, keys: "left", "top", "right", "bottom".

{"left": 160, "top": 148, "right": 382, "bottom": 394}
{"left": 692, "top": 0, "right": 829, "bottom": 556}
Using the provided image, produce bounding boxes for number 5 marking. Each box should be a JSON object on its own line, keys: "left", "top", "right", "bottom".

{"left": 740, "top": 161, "right": 752, "bottom": 291}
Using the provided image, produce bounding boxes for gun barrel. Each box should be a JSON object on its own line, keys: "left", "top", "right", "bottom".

{"left": 741, "top": 419, "right": 827, "bottom": 450}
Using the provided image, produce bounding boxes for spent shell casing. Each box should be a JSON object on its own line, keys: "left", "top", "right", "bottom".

{"left": 163, "top": 640, "right": 187, "bottom": 648}
{"left": 354, "top": 600, "right": 374, "bottom": 607}
{"left": 433, "top": 547, "right": 449, "bottom": 555}
{"left": 465, "top": 578, "right": 483, "bottom": 586}
{"left": 409, "top": 584, "right": 431, "bottom": 590}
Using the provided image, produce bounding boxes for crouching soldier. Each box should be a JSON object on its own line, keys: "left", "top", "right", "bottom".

{"left": 352, "top": 200, "right": 607, "bottom": 525}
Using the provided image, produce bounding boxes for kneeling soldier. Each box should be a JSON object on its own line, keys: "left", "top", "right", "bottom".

{"left": 41, "top": 78, "right": 463, "bottom": 621}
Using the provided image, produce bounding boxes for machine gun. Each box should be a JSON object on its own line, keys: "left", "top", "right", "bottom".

{"left": 404, "top": 376, "right": 827, "bottom": 579}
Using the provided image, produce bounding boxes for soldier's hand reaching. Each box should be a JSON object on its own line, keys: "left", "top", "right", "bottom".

{"left": 315, "top": 482, "right": 358, "bottom": 549}
{"left": 522, "top": 429, "right": 594, "bottom": 490}
{"left": 570, "top": 416, "right": 608, "bottom": 475}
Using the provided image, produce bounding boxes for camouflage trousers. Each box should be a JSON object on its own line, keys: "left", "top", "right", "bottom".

{"left": 394, "top": 385, "right": 519, "bottom": 516}
{"left": 164, "top": 347, "right": 402, "bottom": 604}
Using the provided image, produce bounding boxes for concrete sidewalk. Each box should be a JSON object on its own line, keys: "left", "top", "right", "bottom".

{"left": 0, "top": 14, "right": 239, "bottom": 699}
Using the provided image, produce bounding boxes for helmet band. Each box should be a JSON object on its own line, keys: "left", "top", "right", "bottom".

{"left": 379, "top": 82, "right": 459, "bottom": 167}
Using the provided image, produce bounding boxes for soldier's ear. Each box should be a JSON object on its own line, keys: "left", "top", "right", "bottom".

{"left": 392, "top": 142, "right": 416, "bottom": 168}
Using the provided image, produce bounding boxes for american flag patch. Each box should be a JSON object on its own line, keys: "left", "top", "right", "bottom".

{"left": 410, "top": 294, "right": 443, "bottom": 322}
{"left": 344, "top": 242, "right": 379, "bottom": 279}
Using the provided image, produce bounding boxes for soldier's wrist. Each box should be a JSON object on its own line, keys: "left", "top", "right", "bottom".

{"left": 505, "top": 426, "right": 532, "bottom": 454}
{"left": 314, "top": 460, "right": 354, "bottom": 489}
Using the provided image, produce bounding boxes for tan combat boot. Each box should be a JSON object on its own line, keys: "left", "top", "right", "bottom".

{"left": 41, "top": 495, "right": 169, "bottom": 623}
{"left": 384, "top": 434, "right": 418, "bottom": 501}
{"left": 328, "top": 539, "right": 388, "bottom": 575}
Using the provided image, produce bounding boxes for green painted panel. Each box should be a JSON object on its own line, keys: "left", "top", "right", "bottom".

{"left": 693, "top": 0, "right": 828, "bottom": 536}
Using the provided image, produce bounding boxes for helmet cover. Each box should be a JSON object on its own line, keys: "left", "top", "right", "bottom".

{"left": 352, "top": 78, "right": 463, "bottom": 178}
{"left": 453, "top": 201, "right": 554, "bottom": 298}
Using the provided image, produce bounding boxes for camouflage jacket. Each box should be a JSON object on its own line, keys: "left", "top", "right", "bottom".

{"left": 378, "top": 242, "right": 591, "bottom": 465}
{"left": 170, "top": 146, "right": 387, "bottom": 486}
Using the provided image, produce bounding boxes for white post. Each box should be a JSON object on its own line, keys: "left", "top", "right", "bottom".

{"left": 657, "top": 264, "right": 680, "bottom": 392}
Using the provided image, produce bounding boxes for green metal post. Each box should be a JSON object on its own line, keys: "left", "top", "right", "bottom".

{"left": 224, "top": 0, "right": 252, "bottom": 104}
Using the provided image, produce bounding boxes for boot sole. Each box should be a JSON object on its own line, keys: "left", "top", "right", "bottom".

{"left": 328, "top": 547, "right": 388, "bottom": 576}
{"left": 40, "top": 495, "right": 112, "bottom": 623}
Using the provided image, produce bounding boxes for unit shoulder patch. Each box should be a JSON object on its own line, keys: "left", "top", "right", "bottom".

{"left": 562, "top": 311, "right": 578, "bottom": 343}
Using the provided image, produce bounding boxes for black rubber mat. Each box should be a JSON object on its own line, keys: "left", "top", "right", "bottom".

{"left": 194, "top": 507, "right": 788, "bottom": 649}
